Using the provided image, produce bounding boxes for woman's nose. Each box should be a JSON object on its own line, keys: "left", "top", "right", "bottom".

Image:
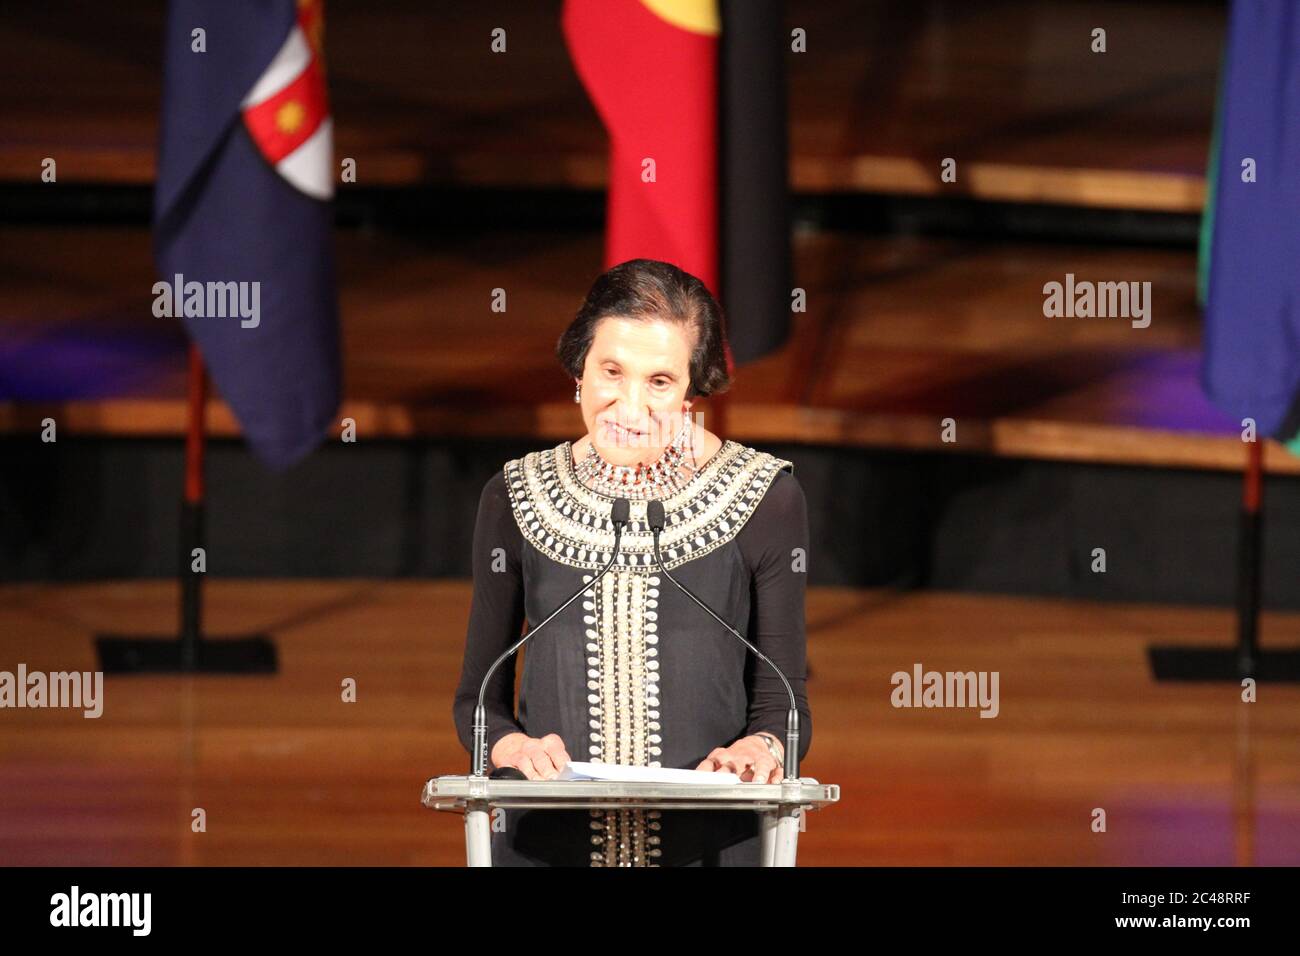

{"left": 618, "top": 379, "right": 644, "bottom": 411}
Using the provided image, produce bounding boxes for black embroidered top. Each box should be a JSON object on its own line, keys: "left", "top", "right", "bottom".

{"left": 452, "top": 439, "right": 812, "bottom": 866}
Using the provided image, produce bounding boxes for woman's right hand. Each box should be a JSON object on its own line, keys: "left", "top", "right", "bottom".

{"left": 490, "top": 732, "right": 571, "bottom": 780}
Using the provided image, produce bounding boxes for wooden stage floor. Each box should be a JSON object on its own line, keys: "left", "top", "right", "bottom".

{"left": 1, "top": 580, "right": 1297, "bottom": 866}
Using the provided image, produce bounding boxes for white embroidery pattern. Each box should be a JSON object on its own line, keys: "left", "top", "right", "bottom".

{"left": 586, "top": 569, "right": 661, "bottom": 866}
{"left": 502, "top": 440, "right": 793, "bottom": 574}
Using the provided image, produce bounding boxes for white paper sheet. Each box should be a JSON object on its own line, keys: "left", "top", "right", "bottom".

{"left": 557, "top": 761, "right": 741, "bottom": 785}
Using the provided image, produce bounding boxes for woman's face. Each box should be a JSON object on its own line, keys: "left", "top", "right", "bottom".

{"left": 578, "top": 315, "right": 694, "bottom": 465}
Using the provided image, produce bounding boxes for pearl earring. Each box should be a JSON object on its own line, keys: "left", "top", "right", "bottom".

{"left": 574, "top": 382, "right": 582, "bottom": 403}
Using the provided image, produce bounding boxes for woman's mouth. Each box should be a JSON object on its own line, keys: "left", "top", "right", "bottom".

{"left": 604, "top": 421, "right": 645, "bottom": 441}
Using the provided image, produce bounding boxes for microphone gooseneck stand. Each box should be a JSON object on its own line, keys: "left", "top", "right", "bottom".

{"left": 470, "top": 498, "right": 631, "bottom": 778}
{"left": 645, "top": 499, "right": 801, "bottom": 782}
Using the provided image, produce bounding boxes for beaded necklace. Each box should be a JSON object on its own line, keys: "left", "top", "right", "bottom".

{"left": 572, "top": 417, "right": 696, "bottom": 499}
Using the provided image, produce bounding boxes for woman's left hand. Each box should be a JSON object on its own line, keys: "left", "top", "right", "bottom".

{"left": 695, "top": 735, "right": 781, "bottom": 783}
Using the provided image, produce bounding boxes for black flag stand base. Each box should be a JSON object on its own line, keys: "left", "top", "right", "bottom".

{"left": 1148, "top": 648, "right": 1300, "bottom": 682}
{"left": 92, "top": 507, "right": 277, "bottom": 674}
{"left": 96, "top": 637, "right": 276, "bottom": 673}
{"left": 95, "top": 346, "right": 278, "bottom": 675}
{"left": 1149, "top": 438, "right": 1300, "bottom": 682}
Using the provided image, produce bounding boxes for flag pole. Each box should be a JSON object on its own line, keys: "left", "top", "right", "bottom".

{"left": 1148, "top": 436, "right": 1300, "bottom": 681}
{"left": 180, "top": 342, "right": 206, "bottom": 671}
{"left": 95, "top": 346, "right": 277, "bottom": 674}
{"left": 1235, "top": 436, "right": 1264, "bottom": 676}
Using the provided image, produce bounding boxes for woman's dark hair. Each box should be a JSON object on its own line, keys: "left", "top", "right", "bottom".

{"left": 556, "top": 259, "right": 733, "bottom": 400}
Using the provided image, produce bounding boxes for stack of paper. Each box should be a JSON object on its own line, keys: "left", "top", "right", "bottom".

{"left": 557, "top": 761, "right": 740, "bottom": 785}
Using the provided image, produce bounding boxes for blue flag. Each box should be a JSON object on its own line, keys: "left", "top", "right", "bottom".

{"left": 1202, "top": 0, "right": 1300, "bottom": 449}
{"left": 154, "top": 0, "right": 340, "bottom": 471}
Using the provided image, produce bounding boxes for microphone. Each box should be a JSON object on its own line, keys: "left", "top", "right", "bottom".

{"left": 645, "top": 499, "right": 802, "bottom": 782}
{"left": 471, "top": 497, "right": 632, "bottom": 778}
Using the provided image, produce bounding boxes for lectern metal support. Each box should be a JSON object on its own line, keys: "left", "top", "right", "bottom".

{"left": 423, "top": 775, "right": 840, "bottom": 867}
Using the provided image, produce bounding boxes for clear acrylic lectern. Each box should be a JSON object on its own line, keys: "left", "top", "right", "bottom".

{"left": 422, "top": 775, "right": 840, "bottom": 866}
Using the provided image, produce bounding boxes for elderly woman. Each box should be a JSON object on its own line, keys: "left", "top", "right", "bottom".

{"left": 452, "top": 258, "right": 812, "bottom": 866}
